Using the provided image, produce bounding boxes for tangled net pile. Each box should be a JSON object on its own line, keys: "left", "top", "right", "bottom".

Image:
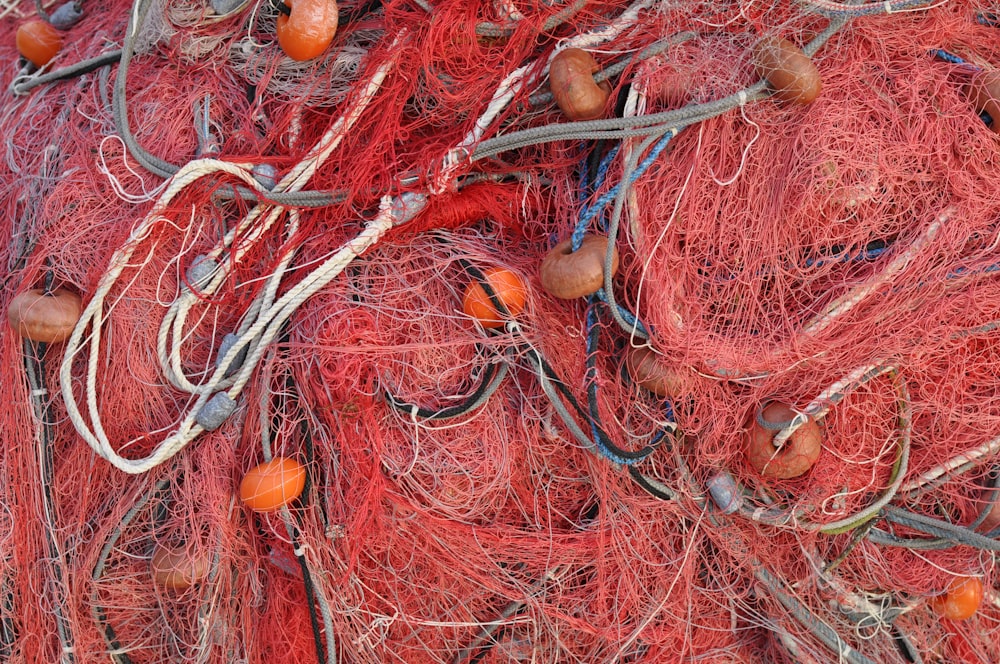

{"left": 4, "top": 0, "right": 1000, "bottom": 661}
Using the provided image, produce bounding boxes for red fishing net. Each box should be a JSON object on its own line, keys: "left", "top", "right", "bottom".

{"left": 2, "top": 0, "right": 1000, "bottom": 662}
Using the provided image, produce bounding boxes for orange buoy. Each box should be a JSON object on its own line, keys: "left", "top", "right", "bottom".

{"left": 625, "top": 346, "right": 682, "bottom": 397}
{"left": 930, "top": 577, "right": 983, "bottom": 621}
{"left": 7, "top": 288, "right": 81, "bottom": 344}
{"left": 16, "top": 20, "right": 63, "bottom": 67}
{"left": 239, "top": 457, "right": 307, "bottom": 512}
{"left": 461, "top": 267, "right": 527, "bottom": 329}
{"left": 539, "top": 235, "right": 618, "bottom": 300}
{"left": 276, "top": 0, "right": 339, "bottom": 61}
{"left": 151, "top": 543, "right": 211, "bottom": 590}
{"left": 549, "top": 48, "right": 611, "bottom": 121}
{"left": 753, "top": 37, "right": 822, "bottom": 105}
{"left": 746, "top": 401, "right": 822, "bottom": 479}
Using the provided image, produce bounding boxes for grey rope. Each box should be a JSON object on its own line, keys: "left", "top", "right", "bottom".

{"left": 472, "top": 14, "right": 847, "bottom": 161}
{"left": 11, "top": 50, "right": 122, "bottom": 95}
{"left": 113, "top": 0, "right": 180, "bottom": 178}
{"left": 601, "top": 131, "right": 660, "bottom": 339}
{"left": 476, "top": 0, "right": 588, "bottom": 38}
{"left": 754, "top": 565, "right": 878, "bottom": 664}
{"left": 528, "top": 31, "right": 699, "bottom": 108}
{"left": 880, "top": 505, "right": 1000, "bottom": 551}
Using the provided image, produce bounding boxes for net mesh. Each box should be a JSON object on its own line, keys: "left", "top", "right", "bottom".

{"left": 3, "top": 0, "right": 1000, "bottom": 662}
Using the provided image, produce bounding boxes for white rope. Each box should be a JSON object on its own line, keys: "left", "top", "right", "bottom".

{"left": 62, "top": 198, "right": 394, "bottom": 474}
{"left": 770, "top": 362, "right": 896, "bottom": 448}
{"left": 60, "top": 48, "right": 403, "bottom": 473}
{"left": 62, "top": 9, "right": 636, "bottom": 473}
{"left": 159, "top": 47, "right": 400, "bottom": 395}
{"left": 802, "top": 208, "right": 950, "bottom": 337}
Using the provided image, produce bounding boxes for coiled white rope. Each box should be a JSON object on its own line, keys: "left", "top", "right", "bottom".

{"left": 60, "top": 47, "right": 402, "bottom": 473}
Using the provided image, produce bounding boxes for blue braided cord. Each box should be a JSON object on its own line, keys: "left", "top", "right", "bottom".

{"left": 578, "top": 144, "right": 622, "bottom": 198}
{"left": 947, "top": 262, "right": 1000, "bottom": 280}
{"left": 648, "top": 402, "right": 677, "bottom": 448}
{"left": 594, "top": 288, "right": 650, "bottom": 337}
{"left": 932, "top": 49, "right": 968, "bottom": 64}
{"left": 589, "top": 419, "right": 653, "bottom": 465}
{"left": 701, "top": 242, "right": 889, "bottom": 286}
{"left": 572, "top": 132, "right": 674, "bottom": 251}
{"left": 978, "top": 12, "right": 999, "bottom": 27}
{"left": 930, "top": 49, "right": 982, "bottom": 72}
{"left": 802, "top": 245, "right": 888, "bottom": 269}
{"left": 576, "top": 145, "right": 622, "bottom": 233}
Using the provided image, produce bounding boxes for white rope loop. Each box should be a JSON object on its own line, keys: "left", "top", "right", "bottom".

{"left": 60, "top": 49, "right": 403, "bottom": 473}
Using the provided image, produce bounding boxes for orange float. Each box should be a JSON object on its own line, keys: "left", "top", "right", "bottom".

{"left": 239, "top": 457, "right": 307, "bottom": 512}
{"left": 549, "top": 48, "right": 611, "bottom": 121}
{"left": 276, "top": 0, "right": 339, "bottom": 61}
{"left": 461, "top": 267, "right": 527, "bottom": 329}
{"left": 746, "top": 401, "right": 822, "bottom": 479}
{"left": 150, "top": 543, "right": 211, "bottom": 590}
{"left": 7, "top": 288, "right": 81, "bottom": 344}
{"left": 930, "top": 577, "right": 983, "bottom": 622}
{"left": 16, "top": 20, "right": 63, "bottom": 67}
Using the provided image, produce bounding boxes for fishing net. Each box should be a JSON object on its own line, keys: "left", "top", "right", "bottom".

{"left": 3, "top": 0, "right": 1000, "bottom": 662}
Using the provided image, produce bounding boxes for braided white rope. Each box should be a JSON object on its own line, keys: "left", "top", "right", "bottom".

{"left": 61, "top": 196, "right": 394, "bottom": 474}
{"left": 60, "top": 50, "right": 401, "bottom": 473}
{"left": 159, "top": 50, "right": 399, "bottom": 395}
{"left": 802, "top": 208, "right": 950, "bottom": 336}
{"left": 770, "top": 362, "right": 897, "bottom": 448}
{"left": 60, "top": 9, "right": 670, "bottom": 473}
{"left": 64, "top": 1, "right": 667, "bottom": 470}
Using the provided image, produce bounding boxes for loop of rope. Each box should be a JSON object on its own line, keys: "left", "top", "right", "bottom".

{"left": 61, "top": 44, "right": 403, "bottom": 472}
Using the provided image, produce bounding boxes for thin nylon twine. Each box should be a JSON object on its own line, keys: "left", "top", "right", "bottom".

{"left": 3, "top": 0, "right": 1000, "bottom": 662}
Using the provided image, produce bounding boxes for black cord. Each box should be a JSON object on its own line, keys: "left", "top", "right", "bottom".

{"left": 92, "top": 479, "right": 172, "bottom": 664}
{"left": 0, "top": 578, "right": 16, "bottom": 660}
{"left": 583, "top": 305, "right": 655, "bottom": 463}
{"left": 385, "top": 358, "right": 503, "bottom": 419}
{"left": 340, "top": 0, "right": 381, "bottom": 21}
{"left": 23, "top": 339, "right": 77, "bottom": 663}
{"left": 627, "top": 467, "right": 674, "bottom": 500}
{"left": 290, "top": 520, "right": 326, "bottom": 664}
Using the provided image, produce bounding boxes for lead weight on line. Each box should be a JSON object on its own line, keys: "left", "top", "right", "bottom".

{"left": 48, "top": 1, "right": 84, "bottom": 29}
{"left": 707, "top": 472, "right": 743, "bottom": 514}
{"left": 215, "top": 333, "right": 248, "bottom": 378}
{"left": 252, "top": 163, "right": 278, "bottom": 190}
{"left": 195, "top": 392, "right": 237, "bottom": 431}
{"left": 185, "top": 255, "right": 218, "bottom": 290}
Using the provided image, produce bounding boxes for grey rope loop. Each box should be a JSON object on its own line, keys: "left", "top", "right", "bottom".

{"left": 114, "top": 0, "right": 181, "bottom": 178}
{"left": 754, "top": 401, "right": 800, "bottom": 431}
{"left": 600, "top": 130, "right": 659, "bottom": 339}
